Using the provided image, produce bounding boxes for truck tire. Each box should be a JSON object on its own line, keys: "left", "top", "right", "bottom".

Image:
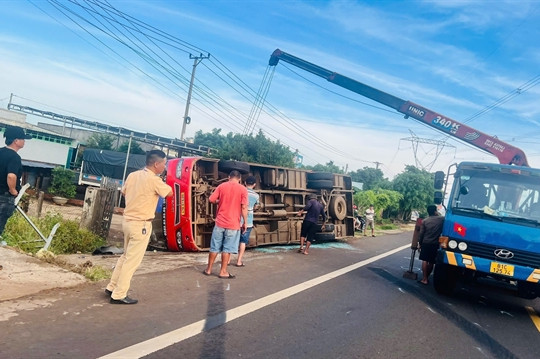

{"left": 218, "top": 160, "right": 250, "bottom": 174}
{"left": 316, "top": 223, "right": 335, "bottom": 232}
{"left": 517, "top": 281, "right": 540, "bottom": 299}
{"left": 307, "top": 180, "right": 333, "bottom": 189}
{"left": 433, "top": 263, "right": 458, "bottom": 296}
{"left": 307, "top": 172, "right": 333, "bottom": 181}
{"left": 329, "top": 196, "right": 347, "bottom": 220}
{"left": 313, "top": 232, "right": 336, "bottom": 242}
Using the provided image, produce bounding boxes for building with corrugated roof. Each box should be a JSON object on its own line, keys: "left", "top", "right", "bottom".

{"left": 0, "top": 108, "right": 77, "bottom": 190}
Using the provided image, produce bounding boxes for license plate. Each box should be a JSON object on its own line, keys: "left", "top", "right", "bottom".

{"left": 490, "top": 262, "right": 514, "bottom": 276}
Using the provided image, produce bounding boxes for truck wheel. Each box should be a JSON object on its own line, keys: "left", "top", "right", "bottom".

{"left": 307, "top": 180, "right": 333, "bottom": 189}
{"left": 314, "top": 232, "right": 335, "bottom": 242}
{"left": 433, "top": 263, "right": 458, "bottom": 296}
{"left": 307, "top": 172, "right": 333, "bottom": 181}
{"left": 329, "top": 196, "right": 347, "bottom": 220}
{"left": 316, "top": 223, "right": 335, "bottom": 232}
{"left": 218, "top": 160, "right": 250, "bottom": 174}
{"left": 517, "top": 281, "right": 540, "bottom": 299}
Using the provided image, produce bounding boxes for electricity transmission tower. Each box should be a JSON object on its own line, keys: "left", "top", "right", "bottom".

{"left": 400, "top": 130, "right": 456, "bottom": 171}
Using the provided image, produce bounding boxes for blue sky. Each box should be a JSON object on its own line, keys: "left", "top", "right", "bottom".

{"left": 1, "top": 0, "right": 540, "bottom": 178}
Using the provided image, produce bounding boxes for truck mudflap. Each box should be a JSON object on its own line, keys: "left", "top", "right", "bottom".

{"left": 437, "top": 249, "right": 540, "bottom": 283}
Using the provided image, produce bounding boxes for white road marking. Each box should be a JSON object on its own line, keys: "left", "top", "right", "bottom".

{"left": 97, "top": 243, "right": 410, "bottom": 359}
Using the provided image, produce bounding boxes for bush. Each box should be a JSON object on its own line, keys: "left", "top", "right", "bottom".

{"left": 3, "top": 212, "right": 105, "bottom": 254}
{"left": 49, "top": 167, "right": 77, "bottom": 199}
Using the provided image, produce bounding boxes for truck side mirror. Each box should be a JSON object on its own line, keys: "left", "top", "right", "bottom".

{"left": 434, "top": 171, "right": 445, "bottom": 190}
{"left": 460, "top": 186, "right": 469, "bottom": 195}
{"left": 434, "top": 191, "right": 443, "bottom": 205}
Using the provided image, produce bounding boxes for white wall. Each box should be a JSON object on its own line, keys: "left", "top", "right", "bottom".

{"left": 2, "top": 138, "right": 70, "bottom": 167}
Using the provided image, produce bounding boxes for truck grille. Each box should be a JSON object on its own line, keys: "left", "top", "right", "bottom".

{"left": 452, "top": 241, "right": 540, "bottom": 268}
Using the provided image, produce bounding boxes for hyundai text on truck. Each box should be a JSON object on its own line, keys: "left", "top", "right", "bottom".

{"left": 268, "top": 49, "right": 540, "bottom": 298}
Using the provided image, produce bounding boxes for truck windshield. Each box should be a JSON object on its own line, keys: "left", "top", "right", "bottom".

{"left": 452, "top": 169, "right": 540, "bottom": 223}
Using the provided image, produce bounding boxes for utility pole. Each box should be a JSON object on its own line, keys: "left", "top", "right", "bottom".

{"left": 180, "top": 53, "right": 210, "bottom": 141}
{"left": 373, "top": 161, "right": 382, "bottom": 170}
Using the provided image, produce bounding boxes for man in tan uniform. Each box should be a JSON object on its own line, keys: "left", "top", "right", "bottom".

{"left": 106, "top": 150, "right": 172, "bottom": 304}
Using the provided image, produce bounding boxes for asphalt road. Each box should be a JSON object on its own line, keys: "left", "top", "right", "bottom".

{"left": 2, "top": 233, "right": 540, "bottom": 359}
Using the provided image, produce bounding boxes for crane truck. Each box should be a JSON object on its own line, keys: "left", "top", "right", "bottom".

{"left": 269, "top": 49, "right": 540, "bottom": 298}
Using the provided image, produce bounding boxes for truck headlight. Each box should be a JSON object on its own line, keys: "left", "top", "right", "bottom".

{"left": 448, "top": 240, "right": 458, "bottom": 249}
{"left": 458, "top": 242, "right": 468, "bottom": 251}
{"left": 176, "top": 230, "right": 183, "bottom": 249}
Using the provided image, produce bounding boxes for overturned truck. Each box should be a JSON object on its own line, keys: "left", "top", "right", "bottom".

{"left": 150, "top": 157, "right": 354, "bottom": 251}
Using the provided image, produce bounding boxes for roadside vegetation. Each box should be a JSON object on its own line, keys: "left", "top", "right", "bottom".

{"left": 35, "top": 248, "right": 111, "bottom": 281}
{"left": 3, "top": 212, "right": 104, "bottom": 254}
{"left": 2, "top": 212, "right": 110, "bottom": 281}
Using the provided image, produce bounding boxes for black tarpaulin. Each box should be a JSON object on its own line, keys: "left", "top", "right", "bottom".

{"left": 82, "top": 148, "right": 146, "bottom": 180}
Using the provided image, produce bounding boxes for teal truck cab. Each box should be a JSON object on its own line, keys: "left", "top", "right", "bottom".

{"left": 435, "top": 162, "right": 540, "bottom": 298}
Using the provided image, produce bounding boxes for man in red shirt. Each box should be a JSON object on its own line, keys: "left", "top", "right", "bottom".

{"left": 203, "top": 170, "right": 248, "bottom": 279}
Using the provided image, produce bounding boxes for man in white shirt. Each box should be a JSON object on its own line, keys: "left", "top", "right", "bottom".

{"left": 364, "top": 205, "right": 375, "bottom": 237}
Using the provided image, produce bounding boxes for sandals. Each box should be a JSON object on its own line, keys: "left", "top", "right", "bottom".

{"left": 218, "top": 273, "right": 236, "bottom": 279}
{"left": 297, "top": 248, "right": 304, "bottom": 253}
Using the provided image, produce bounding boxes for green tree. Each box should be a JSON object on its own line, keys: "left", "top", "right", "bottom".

{"left": 49, "top": 167, "right": 77, "bottom": 198}
{"left": 303, "top": 161, "right": 343, "bottom": 174}
{"left": 86, "top": 133, "right": 115, "bottom": 150}
{"left": 349, "top": 166, "right": 390, "bottom": 190}
{"left": 118, "top": 140, "right": 145, "bottom": 155}
{"left": 392, "top": 165, "right": 434, "bottom": 220}
{"left": 354, "top": 189, "right": 402, "bottom": 219}
{"left": 194, "top": 129, "right": 295, "bottom": 167}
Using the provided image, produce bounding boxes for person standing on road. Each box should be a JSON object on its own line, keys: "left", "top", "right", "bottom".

{"left": 0, "top": 126, "right": 32, "bottom": 237}
{"left": 203, "top": 170, "right": 248, "bottom": 279}
{"left": 297, "top": 194, "right": 326, "bottom": 255}
{"left": 106, "top": 150, "right": 172, "bottom": 304}
{"left": 418, "top": 204, "right": 444, "bottom": 285}
{"left": 234, "top": 175, "right": 259, "bottom": 267}
{"left": 364, "top": 205, "right": 375, "bottom": 237}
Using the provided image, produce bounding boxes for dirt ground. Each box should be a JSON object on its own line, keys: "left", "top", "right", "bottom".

{"left": 0, "top": 199, "right": 209, "bottom": 304}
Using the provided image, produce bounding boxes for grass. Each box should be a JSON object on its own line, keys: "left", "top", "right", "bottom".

{"left": 379, "top": 224, "right": 398, "bottom": 230}
{"left": 36, "top": 248, "right": 112, "bottom": 281}
{"left": 3, "top": 212, "right": 105, "bottom": 254}
{"left": 4, "top": 211, "right": 110, "bottom": 281}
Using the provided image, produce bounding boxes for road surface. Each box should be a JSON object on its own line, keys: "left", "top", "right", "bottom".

{"left": 2, "top": 233, "right": 540, "bottom": 359}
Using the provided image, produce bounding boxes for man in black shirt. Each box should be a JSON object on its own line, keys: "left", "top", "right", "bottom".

{"left": 418, "top": 204, "right": 444, "bottom": 285}
{"left": 0, "top": 126, "right": 32, "bottom": 236}
{"left": 297, "top": 194, "right": 326, "bottom": 255}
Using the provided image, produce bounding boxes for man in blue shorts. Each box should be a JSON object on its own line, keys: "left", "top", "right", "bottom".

{"left": 204, "top": 170, "right": 248, "bottom": 279}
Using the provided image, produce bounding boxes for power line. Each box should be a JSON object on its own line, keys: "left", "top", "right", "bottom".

{"left": 28, "top": 0, "right": 378, "bottom": 169}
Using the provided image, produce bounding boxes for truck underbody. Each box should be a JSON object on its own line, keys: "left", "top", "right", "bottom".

{"left": 149, "top": 158, "right": 354, "bottom": 251}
